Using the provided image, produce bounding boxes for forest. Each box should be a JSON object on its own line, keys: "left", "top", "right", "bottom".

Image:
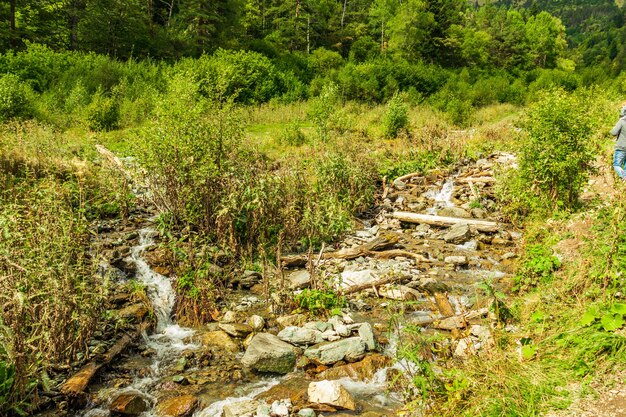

{"left": 2, "top": 1, "right": 626, "bottom": 417}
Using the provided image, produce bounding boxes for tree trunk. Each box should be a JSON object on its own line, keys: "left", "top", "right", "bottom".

{"left": 341, "top": 0, "right": 347, "bottom": 29}
{"left": 391, "top": 211, "right": 500, "bottom": 232}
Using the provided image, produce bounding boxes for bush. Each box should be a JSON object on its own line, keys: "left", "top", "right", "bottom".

{"left": 278, "top": 121, "right": 307, "bottom": 146}
{"left": 518, "top": 89, "right": 595, "bottom": 209}
{"left": 85, "top": 90, "right": 119, "bottom": 131}
{"left": 0, "top": 74, "right": 33, "bottom": 121}
{"left": 383, "top": 92, "right": 409, "bottom": 138}
{"left": 308, "top": 83, "right": 340, "bottom": 141}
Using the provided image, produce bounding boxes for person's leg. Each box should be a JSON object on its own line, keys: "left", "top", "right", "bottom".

{"left": 614, "top": 149, "right": 626, "bottom": 180}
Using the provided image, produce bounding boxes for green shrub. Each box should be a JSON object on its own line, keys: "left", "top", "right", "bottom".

{"left": 308, "top": 82, "right": 340, "bottom": 141}
{"left": 85, "top": 90, "right": 119, "bottom": 131}
{"left": 294, "top": 289, "right": 344, "bottom": 315}
{"left": 278, "top": 121, "right": 307, "bottom": 146}
{"left": 0, "top": 74, "right": 33, "bottom": 121}
{"left": 383, "top": 92, "right": 409, "bottom": 138}
{"left": 515, "top": 244, "right": 562, "bottom": 292}
{"left": 518, "top": 89, "right": 595, "bottom": 210}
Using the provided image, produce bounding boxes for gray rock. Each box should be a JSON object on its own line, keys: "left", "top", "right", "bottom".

{"left": 223, "top": 400, "right": 259, "bottom": 417}
{"left": 307, "top": 380, "right": 357, "bottom": 410}
{"left": 303, "top": 321, "right": 332, "bottom": 333}
{"left": 304, "top": 337, "right": 366, "bottom": 365}
{"left": 239, "top": 270, "right": 262, "bottom": 289}
{"left": 443, "top": 223, "right": 471, "bottom": 244}
{"left": 393, "top": 179, "right": 407, "bottom": 190}
{"left": 288, "top": 270, "right": 311, "bottom": 290}
{"left": 340, "top": 269, "right": 376, "bottom": 289}
{"left": 453, "top": 337, "right": 477, "bottom": 359}
{"left": 358, "top": 323, "right": 376, "bottom": 351}
{"left": 444, "top": 255, "right": 468, "bottom": 265}
{"left": 277, "top": 326, "right": 324, "bottom": 345}
{"left": 470, "top": 208, "right": 486, "bottom": 219}
{"left": 320, "top": 329, "right": 340, "bottom": 341}
{"left": 270, "top": 399, "right": 291, "bottom": 417}
{"left": 219, "top": 323, "right": 253, "bottom": 338}
{"left": 256, "top": 403, "right": 271, "bottom": 417}
{"left": 246, "top": 315, "right": 265, "bottom": 332}
{"left": 241, "top": 333, "right": 299, "bottom": 374}
{"left": 439, "top": 207, "right": 471, "bottom": 218}
{"left": 297, "top": 408, "right": 317, "bottom": 417}
{"left": 221, "top": 311, "right": 238, "bottom": 323}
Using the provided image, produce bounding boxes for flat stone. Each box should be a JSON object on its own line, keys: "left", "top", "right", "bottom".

{"left": 271, "top": 399, "right": 291, "bottom": 417}
{"left": 115, "top": 304, "right": 149, "bottom": 322}
{"left": 221, "top": 311, "right": 238, "bottom": 323}
{"left": 304, "top": 337, "right": 366, "bottom": 365}
{"left": 199, "top": 330, "right": 239, "bottom": 353}
{"left": 438, "top": 207, "right": 471, "bottom": 218}
{"left": 491, "top": 237, "right": 514, "bottom": 247}
{"left": 307, "top": 380, "right": 357, "bottom": 411}
{"left": 155, "top": 395, "right": 198, "bottom": 417}
{"left": 109, "top": 393, "right": 150, "bottom": 415}
{"left": 246, "top": 315, "right": 265, "bottom": 332}
{"left": 276, "top": 314, "right": 306, "bottom": 329}
{"left": 298, "top": 408, "right": 317, "bottom": 417}
{"left": 223, "top": 399, "right": 259, "bottom": 417}
{"left": 454, "top": 337, "right": 477, "bottom": 358}
{"left": 241, "top": 333, "right": 299, "bottom": 374}
{"left": 443, "top": 223, "right": 471, "bottom": 244}
{"left": 317, "top": 354, "right": 390, "bottom": 381}
{"left": 434, "top": 316, "right": 466, "bottom": 330}
{"left": 288, "top": 270, "right": 311, "bottom": 290}
{"left": 255, "top": 375, "right": 309, "bottom": 406}
{"left": 219, "top": 323, "right": 253, "bottom": 338}
{"left": 278, "top": 326, "right": 324, "bottom": 345}
{"left": 444, "top": 255, "right": 468, "bottom": 265}
{"left": 378, "top": 285, "right": 421, "bottom": 301}
{"left": 340, "top": 270, "right": 377, "bottom": 289}
{"left": 303, "top": 321, "right": 332, "bottom": 333}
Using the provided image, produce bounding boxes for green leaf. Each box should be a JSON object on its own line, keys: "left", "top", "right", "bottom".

{"left": 579, "top": 307, "right": 599, "bottom": 326}
{"left": 521, "top": 344, "right": 537, "bottom": 360}
{"left": 531, "top": 311, "right": 546, "bottom": 322}
{"left": 610, "top": 303, "right": 626, "bottom": 315}
{"left": 601, "top": 313, "right": 625, "bottom": 332}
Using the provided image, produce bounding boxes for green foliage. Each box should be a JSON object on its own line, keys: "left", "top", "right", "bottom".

{"left": 308, "top": 83, "right": 340, "bottom": 141}
{"left": 383, "top": 92, "right": 409, "bottom": 138}
{"left": 278, "top": 121, "right": 307, "bottom": 146}
{"left": 515, "top": 244, "right": 561, "bottom": 292}
{"left": 85, "top": 90, "right": 119, "bottom": 131}
{"left": 294, "top": 289, "right": 344, "bottom": 315}
{"left": 0, "top": 74, "right": 33, "bottom": 121}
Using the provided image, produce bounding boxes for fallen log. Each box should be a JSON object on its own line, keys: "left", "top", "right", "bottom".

{"left": 391, "top": 212, "right": 500, "bottom": 233}
{"left": 281, "top": 233, "right": 400, "bottom": 267}
{"left": 59, "top": 322, "right": 150, "bottom": 395}
{"left": 395, "top": 172, "right": 422, "bottom": 183}
{"left": 456, "top": 177, "right": 495, "bottom": 184}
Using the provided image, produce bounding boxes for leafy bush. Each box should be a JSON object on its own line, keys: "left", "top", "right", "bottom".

{"left": 0, "top": 74, "right": 33, "bottom": 121}
{"left": 308, "top": 82, "right": 340, "bottom": 141}
{"left": 294, "top": 289, "right": 344, "bottom": 315}
{"left": 85, "top": 90, "right": 119, "bottom": 131}
{"left": 518, "top": 89, "right": 595, "bottom": 210}
{"left": 383, "top": 92, "right": 409, "bottom": 138}
{"left": 514, "top": 244, "right": 561, "bottom": 292}
{"left": 278, "top": 121, "right": 307, "bottom": 146}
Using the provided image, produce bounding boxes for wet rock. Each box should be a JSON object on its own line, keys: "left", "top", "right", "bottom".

{"left": 438, "top": 207, "right": 471, "bottom": 218}
{"left": 304, "top": 337, "right": 366, "bottom": 365}
{"left": 298, "top": 408, "right": 317, "bottom": 417}
{"left": 241, "top": 333, "right": 299, "bottom": 374}
{"left": 357, "top": 323, "right": 376, "bottom": 351}
{"left": 109, "top": 392, "right": 150, "bottom": 415}
{"left": 444, "top": 256, "right": 468, "bottom": 265}
{"left": 255, "top": 375, "right": 309, "bottom": 405}
{"left": 271, "top": 399, "right": 292, "bottom": 417}
{"left": 246, "top": 315, "right": 265, "bottom": 332}
{"left": 443, "top": 223, "right": 471, "bottom": 244}
{"left": 155, "top": 395, "right": 198, "bottom": 417}
{"left": 222, "top": 399, "right": 259, "bottom": 417}
{"left": 317, "top": 354, "right": 390, "bottom": 380}
{"left": 199, "top": 330, "right": 240, "bottom": 353}
{"left": 219, "top": 323, "right": 253, "bottom": 338}
{"left": 340, "top": 269, "right": 377, "bottom": 289}
{"left": 256, "top": 403, "right": 271, "bottom": 417}
{"left": 115, "top": 304, "right": 149, "bottom": 322}
{"left": 307, "top": 380, "right": 357, "bottom": 411}
{"left": 278, "top": 326, "right": 324, "bottom": 345}
{"left": 288, "top": 270, "right": 311, "bottom": 290}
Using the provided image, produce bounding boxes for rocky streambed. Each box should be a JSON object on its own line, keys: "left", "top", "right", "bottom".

{"left": 52, "top": 153, "right": 519, "bottom": 417}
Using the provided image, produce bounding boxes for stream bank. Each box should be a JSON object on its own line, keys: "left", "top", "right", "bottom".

{"left": 52, "top": 152, "right": 519, "bottom": 417}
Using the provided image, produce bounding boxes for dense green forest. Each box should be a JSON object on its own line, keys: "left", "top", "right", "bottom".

{"left": 3, "top": 1, "right": 626, "bottom": 417}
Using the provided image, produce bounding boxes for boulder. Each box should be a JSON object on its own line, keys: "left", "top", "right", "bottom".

{"left": 307, "top": 380, "right": 357, "bottom": 411}
{"left": 109, "top": 393, "right": 150, "bottom": 415}
{"left": 115, "top": 304, "right": 149, "bottom": 322}
{"left": 304, "top": 337, "right": 366, "bottom": 365}
{"left": 219, "top": 323, "right": 253, "bottom": 338}
{"left": 155, "top": 395, "right": 198, "bottom": 417}
{"left": 199, "top": 330, "right": 239, "bottom": 353}
{"left": 246, "top": 315, "right": 265, "bottom": 332}
{"left": 241, "top": 333, "right": 299, "bottom": 374}
{"left": 255, "top": 375, "right": 309, "bottom": 405}
{"left": 278, "top": 326, "right": 324, "bottom": 345}
{"left": 453, "top": 337, "right": 477, "bottom": 359}
{"left": 221, "top": 311, "right": 238, "bottom": 323}
{"left": 357, "top": 323, "right": 376, "bottom": 351}
{"left": 438, "top": 207, "right": 471, "bottom": 218}
{"left": 276, "top": 314, "right": 306, "bottom": 329}
{"left": 288, "top": 270, "right": 311, "bottom": 290}
{"left": 317, "top": 354, "right": 390, "bottom": 381}
{"left": 271, "top": 399, "right": 292, "bottom": 417}
{"left": 222, "top": 400, "right": 259, "bottom": 417}
{"left": 340, "top": 270, "right": 377, "bottom": 289}
{"left": 443, "top": 223, "right": 471, "bottom": 244}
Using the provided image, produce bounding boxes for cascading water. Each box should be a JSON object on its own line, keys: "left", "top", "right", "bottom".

{"left": 81, "top": 227, "right": 197, "bottom": 417}
{"left": 425, "top": 179, "right": 455, "bottom": 215}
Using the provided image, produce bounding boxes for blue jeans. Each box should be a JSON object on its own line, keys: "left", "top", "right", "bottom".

{"left": 615, "top": 149, "right": 626, "bottom": 179}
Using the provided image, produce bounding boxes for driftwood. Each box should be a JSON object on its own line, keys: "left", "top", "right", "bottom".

{"left": 281, "top": 234, "right": 401, "bottom": 267}
{"left": 395, "top": 172, "right": 422, "bottom": 183}
{"left": 59, "top": 322, "right": 150, "bottom": 395}
{"left": 456, "top": 177, "right": 495, "bottom": 184}
{"left": 391, "top": 212, "right": 500, "bottom": 233}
